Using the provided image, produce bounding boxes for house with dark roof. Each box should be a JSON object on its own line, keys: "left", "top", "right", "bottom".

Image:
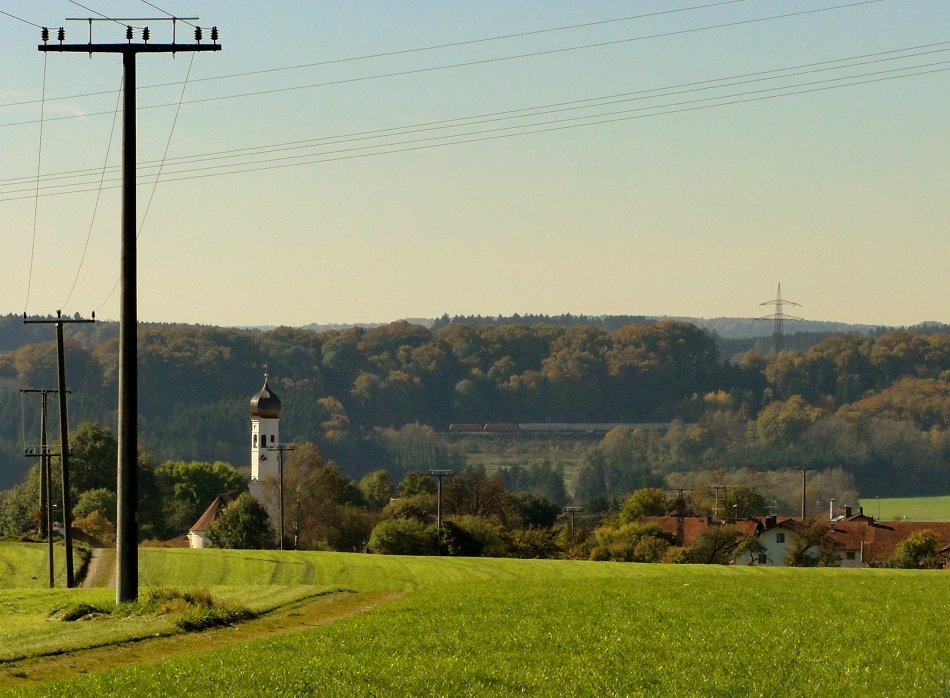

{"left": 187, "top": 491, "right": 240, "bottom": 549}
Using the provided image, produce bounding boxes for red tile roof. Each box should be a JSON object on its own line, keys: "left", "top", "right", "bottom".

{"left": 639, "top": 516, "right": 760, "bottom": 547}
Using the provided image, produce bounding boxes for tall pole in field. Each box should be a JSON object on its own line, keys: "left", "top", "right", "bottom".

{"left": 21, "top": 389, "right": 60, "bottom": 587}
{"left": 24, "top": 311, "right": 95, "bottom": 588}
{"left": 269, "top": 443, "right": 296, "bottom": 551}
{"left": 39, "top": 19, "right": 220, "bottom": 603}
{"left": 797, "top": 468, "right": 814, "bottom": 518}
{"left": 41, "top": 392, "right": 54, "bottom": 588}
{"left": 428, "top": 470, "right": 454, "bottom": 555}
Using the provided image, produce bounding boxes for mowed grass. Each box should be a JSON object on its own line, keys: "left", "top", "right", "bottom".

{"left": 861, "top": 495, "right": 950, "bottom": 522}
{"left": 0, "top": 541, "right": 87, "bottom": 589}
{"left": 3, "top": 547, "right": 948, "bottom": 697}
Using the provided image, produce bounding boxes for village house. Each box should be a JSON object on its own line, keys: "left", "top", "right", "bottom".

{"left": 186, "top": 491, "right": 240, "bottom": 549}
{"left": 737, "top": 506, "right": 950, "bottom": 568}
{"left": 642, "top": 507, "right": 950, "bottom": 568}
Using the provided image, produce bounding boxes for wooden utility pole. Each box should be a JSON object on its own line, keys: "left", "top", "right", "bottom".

{"left": 428, "top": 470, "right": 454, "bottom": 555}
{"left": 24, "top": 311, "right": 94, "bottom": 588}
{"left": 562, "top": 506, "right": 582, "bottom": 535}
{"left": 39, "top": 18, "right": 220, "bottom": 603}
{"left": 21, "top": 388, "right": 61, "bottom": 588}
{"left": 268, "top": 443, "right": 296, "bottom": 551}
{"left": 797, "top": 468, "right": 815, "bottom": 518}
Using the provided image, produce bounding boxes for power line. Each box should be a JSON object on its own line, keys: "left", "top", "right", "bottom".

{"left": 0, "top": 0, "right": 885, "bottom": 113}
{"left": 4, "top": 42, "right": 945, "bottom": 191}
{"left": 96, "top": 52, "right": 196, "bottom": 313}
{"left": 66, "top": 0, "right": 126, "bottom": 27}
{"left": 62, "top": 75, "right": 123, "bottom": 310}
{"left": 0, "top": 9, "right": 43, "bottom": 28}
{"left": 138, "top": 0, "right": 197, "bottom": 28}
{"left": 1, "top": 59, "right": 945, "bottom": 202}
{"left": 0, "top": 0, "right": 742, "bottom": 108}
{"left": 23, "top": 54, "right": 48, "bottom": 315}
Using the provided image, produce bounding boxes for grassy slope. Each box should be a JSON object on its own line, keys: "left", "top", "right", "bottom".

{"left": 860, "top": 495, "right": 950, "bottom": 522}
{"left": 2, "top": 547, "right": 947, "bottom": 697}
{"left": 0, "top": 542, "right": 87, "bottom": 590}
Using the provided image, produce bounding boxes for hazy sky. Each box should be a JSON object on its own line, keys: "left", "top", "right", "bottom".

{"left": 1, "top": 1, "right": 947, "bottom": 327}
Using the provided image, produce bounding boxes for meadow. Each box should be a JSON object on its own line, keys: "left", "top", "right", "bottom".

{"left": 0, "top": 544, "right": 947, "bottom": 696}
{"left": 860, "top": 495, "right": 950, "bottom": 522}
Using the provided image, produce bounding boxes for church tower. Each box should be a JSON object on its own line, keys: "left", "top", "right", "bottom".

{"left": 249, "top": 374, "right": 281, "bottom": 485}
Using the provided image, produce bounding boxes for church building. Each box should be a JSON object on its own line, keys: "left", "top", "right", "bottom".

{"left": 187, "top": 374, "right": 281, "bottom": 548}
{"left": 249, "top": 373, "right": 281, "bottom": 497}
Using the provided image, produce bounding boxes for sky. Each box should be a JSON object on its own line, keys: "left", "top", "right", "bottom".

{"left": 0, "top": 0, "right": 947, "bottom": 328}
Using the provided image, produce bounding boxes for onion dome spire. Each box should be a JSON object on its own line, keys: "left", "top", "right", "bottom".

{"left": 250, "top": 372, "right": 281, "bottom": 418}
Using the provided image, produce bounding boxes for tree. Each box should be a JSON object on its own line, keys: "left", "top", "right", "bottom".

{"left": 73, "top": 488, "right": 116, "bottom": 524}
{"left": 443, "top": 515, "right": 508, "bottom": 557}
{"left": 74, "top": 510, "right": 115, "bottom": 545}
{"left": 258, "top": 442, "right": 365, "bottom": 549}
{"left": 367, "top": 517, "right": 435, "bottom": 555}
{"left": 513, "top": 492, "right": 561, "bottom": 528}
{"left": 206, "top": 493, "right": 276, "bottom": 549}
{"left": 886, "top": 530, "right": 942, "bottom": 569}
{"left": 619, "top": 487, "right": 670, "bottom": 523}
{"left": 442, "top": 467, "right": 512, "bottom": 521}
{"left": 70, "top": 423, "right": 118, "bottom": 493}
{"left": 588, "top": 522, "right": 676, "bottom": 562}
{"left": 359, "top": 470, "right": 393, "bottom": 510}
{"left": 783, "top": 520, "right": 838, "bottom": 567}
{"left": 688, "top": 525, "right": 744, "bottom": 564}
{"left": 153, "top": 460, "right": 246, "bottom": 536}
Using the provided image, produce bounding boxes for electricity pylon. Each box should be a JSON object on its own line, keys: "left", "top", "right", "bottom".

{"left": 758, "top": 283, "right": 803, "bottom": 354}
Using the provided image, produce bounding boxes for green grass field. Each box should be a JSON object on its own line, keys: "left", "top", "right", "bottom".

{"left": 860, "top": 495, "right": 950, "bottom": 522}
{"left": 0, "top": 541, "right": 89, "bottom": 590}
{"left": 1, "top": 545, "right": 947, "bottom": 696}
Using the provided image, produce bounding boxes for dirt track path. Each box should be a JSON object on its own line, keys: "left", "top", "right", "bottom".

{"left": 0, "top": 589, "right": 403, "bottom": 690}
{"left": 80, "top": 547, "right": 115, "bottom": 588}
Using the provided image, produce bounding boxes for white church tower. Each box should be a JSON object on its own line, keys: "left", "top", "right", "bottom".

{"left": 249, "top": 373, "right": 281, "bottom": 487}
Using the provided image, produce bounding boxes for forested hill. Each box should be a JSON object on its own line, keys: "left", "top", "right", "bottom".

{"left": 0, "top": 319, "right": 947, "bottom": 497}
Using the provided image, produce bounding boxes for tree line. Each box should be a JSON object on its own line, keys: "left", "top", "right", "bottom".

{"left": 0, "top": 319, "right": 946, "bottom": 504}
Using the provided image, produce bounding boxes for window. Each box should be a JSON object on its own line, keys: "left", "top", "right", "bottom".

{"left": 270, "top": 434, "right": 275, "bottom": 444}
{"left": 253, "top": 434, "right": 257, "bottom": 447}
{"left": 776, "top": 532, "right": 785, "bottom": 544}
{"left": 846, "top": 551, "right": 856, "bottom": 560}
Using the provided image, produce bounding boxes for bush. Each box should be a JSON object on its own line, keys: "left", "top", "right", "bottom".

{"left": 885, "top": 530, "right": 942, "bottom": 569}
{"left": 508, "top": 527, "right": 560, "bottom": 559}
{"left": 443, "top": 515, "right": 508, "bottom": 557}
{"left": 368, "top": 517, "right": 436, "bottom": 555}
{"left": 206, "top": 493, "right": 276, "bottom": 550}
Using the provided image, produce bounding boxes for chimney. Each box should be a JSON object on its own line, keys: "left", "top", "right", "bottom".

{"left": 764, "top": 515, "right": 777, "bottom": 529}
{"left": 844, "top": 505, "right": 852, "bottom": 518}
{"left": 859, "top": 506, "right": 864, "bottom": 516}
{"left": 829, "top": 498, "right": 835, "bottom": 520}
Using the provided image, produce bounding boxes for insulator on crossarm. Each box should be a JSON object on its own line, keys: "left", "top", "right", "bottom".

{"left": 142, "top": 27, "right": 150, "bottom": 43}
{"left": 57, "top": 27, "right": 65, "bottom": 43}
{"left": 194, "top": 26, "right": 202, "bottom": 43}
{"left": 211, "top": 26, "right": 219, "bottom": 43}
{"left": 41, "top": 27, "right": 49, "bottom": 44}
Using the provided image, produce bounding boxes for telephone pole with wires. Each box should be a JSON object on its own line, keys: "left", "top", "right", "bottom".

{"left": 23, "top": 310, "right": 95, "bottom": 588}
{"left": 21, "top": 388, "right": 63, "bottom": 588}
{"left": 37, "top": 17, "right": 220, "bottom": 603}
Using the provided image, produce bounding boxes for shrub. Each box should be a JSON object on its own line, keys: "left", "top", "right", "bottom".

{"left": 885, "top": 530, "right": 942, "bottom": 569}
{"left": 368, "top": 517, "right": 436, "bottom": 555}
